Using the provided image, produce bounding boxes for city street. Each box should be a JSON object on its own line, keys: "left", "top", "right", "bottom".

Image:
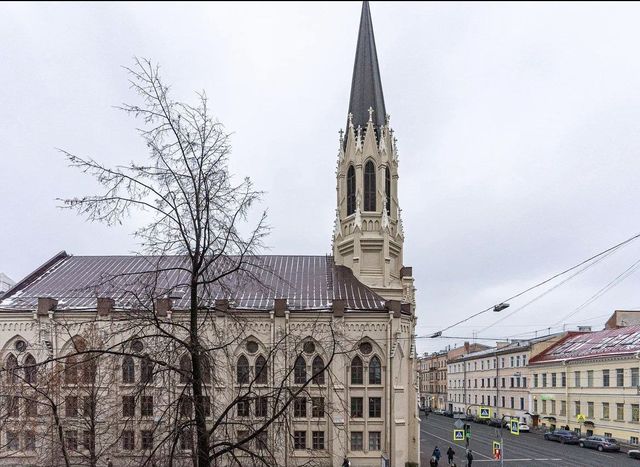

{"left": 421, "top": 413, "right": 640, "bottom": 466}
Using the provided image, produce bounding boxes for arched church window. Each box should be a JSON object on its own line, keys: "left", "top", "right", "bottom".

{"left": 369, "top": 356, "right": 382, "bottom": 385}
{"left": 141, "top": 355, "right": 154, "bottom": 384}
{"left": 237, "top": 355, "right": 250, "bottom": 385}
{"left": 122, "top": 355, "right": 135, "bottom": 383}
{"left": 347, "top": 165, "right": 356, "bottom": 215}
{"left": 5, "top": 354, "right": 18, "bottom": 384}
{"left": 179, "top": 354, "right": 192, "bottom": 384}
{"left": 385, "top": 166, "right": 391, "bottom": 215}
{"left": 24, "top": 354, "right": 37, "bottom": 384}
{"left": 364, "top": 161, "right": 376, "bottom": 211}
{"left": 312, "top": 356, "right": 325, "bottom": 385}
{"left": 351, "top": 355, "right": 363, "bottom": 385}
{"left": 294, "top": 356, "right": 307, "bottom": 384}
{"left": 64, "top": 355, "right": 78, "bottom": 385}
{"left": 202, "top": 355, "right": 212, "bottom": 384}
{"left": 255, "top": 355, "right": 268, "bottom": 384}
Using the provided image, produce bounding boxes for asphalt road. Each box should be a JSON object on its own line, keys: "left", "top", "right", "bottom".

{"left": 420, "top": 413, "right": 640, "bottom": 466}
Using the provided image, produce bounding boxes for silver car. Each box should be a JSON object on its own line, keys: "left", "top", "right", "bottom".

{"left": 578, "top": 436, "right": 620, "bottom": 452}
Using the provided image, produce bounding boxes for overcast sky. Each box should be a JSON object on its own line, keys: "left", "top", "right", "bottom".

{"left": 2, "top": 2, "right": 640, "bottom": 355}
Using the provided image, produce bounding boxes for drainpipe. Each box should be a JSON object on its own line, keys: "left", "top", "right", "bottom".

{"left": 387, "top": 312, "right": 393, "bottom": 467}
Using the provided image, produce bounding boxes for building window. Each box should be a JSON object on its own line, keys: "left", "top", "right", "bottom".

{"left": 550, "top": 400, "right": 556, "bottom": 414}
{"left": 351, "top": 397, "right": 363, "bottom": 418}
{"left": 369, "top": 356, "right": 382, "bottom": 384}
{"left": 603, "top": 370, "right": 610, "bottom": 387}
{"left": 587, "top": 402, "right": 594, "bottom": 418}
{"left": 141, "top": 396, "right": 153, "bottom": 417}
{"left": 66, "top": 396, "right": 78, "bottom": 418}
{"left": 294, "top": 431, "right": 306, "bottom": 449}
{"left": 384, "top": 166, "right": 391, "bottom": 215}
{"left": 294, "top": 397, "right": 307, "bottom": 418}
{"left": 369, "top": 431, "right": 381, "bottom": 451}
{"left": 237, "top": 355, "right": 250, "bottom": 385}
{"left": 533, "top": 374, "right": 538, "bottom": 388}
{"left": 617, "top": 369, "right": 624, "bottom": 387}
{"left": 351, "top": 431, "right": 363, "bottom": 451}
{"left": 179, "top": 354, "right": 191, "bottom": 384}
{"left": 123, "top": 395, "right": 135, "bottom": 418}
{"left": 560, "top": 400, "right": 566, "bottom": 416}
{"left": 351, "top": 356, "right": 363, "bottom": 384}
{"left": 312, "top": 397, "right": 325, "bottom": 418}
{"left": 347, "top": 165, "right": 356, "bottom": 215}
{"left": 256, "top": 431, "right": 268, "bottom": 451}
{"left": 312, "top": 356, "right": 325, "bottom": 385}
{"left": 633, "top": 404, "right": 639, "bottom": 422}
{"left": 369, "top": 397, "right": 382, "bottom": 418}
{"left": 122, "top": 430, "right": 135, "bottom": 450}
{"left": 500, "top": 396, "right": 504, "bottom": 407}
{"left": 180, "top": 429, "right": 193, "bottom": 451}
{"left": 587, "top": 370, "right": 594, "bottom": 387}
{"left": 551, "top": 373, "right": 557, "bottom": 387}
{"left": 25, "top": 431, "right": 35, "bottom": 451}
{"left": 65, "top": 430, "right": 77, "bottom": 451}
{"left": 312, "top": 431, "right": 325, "bottom": 450}
{"left": 256, "top": 396, "right": 268, "bottom": 417}
{"left": 254, "top": 355, "right": 267, "bottom": 384}
{"left": 542, "top": 374, "right": 547, "bottom": 388}
{"left": 561, "top": 372, "right": 566, "bottom": 387}
{"left": 633, "top": 368, "right": 639, "bottom": 387}
{"left": 201, "top": 355, "right": 212, "bottom": 384}
{"left": 122, "top": 356, "right": 135, "bottom": 383}
{"left": 632, "top": 436, "right": 639, "bottom": 445}
{"left": 575, "top": 401, "right": 581, "bottom": 417}
{"left": 141, "top": 355, "right": 154, "bottom": 384}
{"left": 603, "top": 402, "right": 610, "bottom": 419}
{"left": 24, "top": 354, "right": 37, "bottom": 384}
{"left": 534, "top": 399, "right": 538, "bottom": 413}
{"left": 520, "top": 397, "right": 525, "bottom": 410}
{"left": 542, "top": 400, "right": 546, "bottom": 414}
{"left": 363, "top": 161, "right": 376, "bottom": 212}
{"left": 523, "top": 376, "right": 527, "bottom": 388}
{"left": 141, "top": 430, "right": 153, "bottom": 450}
{"left": 617, "top": 403, "right": 624, "bottom": 421}
{"left": 26, "top": 398, "right": 38, "bottom": 418}
{"left": 574, "top": 371, "right": 581, "bottom": 387}
{"left": 237, "top": 398, "right": 250, "bottom": 417}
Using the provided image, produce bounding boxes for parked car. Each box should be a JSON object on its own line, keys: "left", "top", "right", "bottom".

{"left": 464, "top": 414, "right": 475, "bottom": 422}
{"left": 518, "top": 423, "right": 530, "bottom": 433}
{"left": 443, "top": 410, "right": 454, "bottom": 418}
{"left": 488, "top": 418, "right": 502, "bottom": 427}
{"left": 578, "top": 436, "right": 620, "bottom": 452}
{"left": 629, "top": 449, "right": 640, "bottom": 459}
{"left": 544, "top": 430, "right": 580, "bottom": 444}
{"left": 433, "top": 409, "right": 445, "bottom": 415}
{"left": 473, "top": 415, "right": 489, "bottom": 424}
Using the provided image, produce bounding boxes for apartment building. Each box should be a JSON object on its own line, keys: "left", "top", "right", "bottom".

{"left": 529, "top": 324, "right": 640, "bottom": 444}
{"left": 448, "top": 335, "right": 565, "bottom": 423}
{"left": 418, "top": 351, "right": 447, "bottom": 410}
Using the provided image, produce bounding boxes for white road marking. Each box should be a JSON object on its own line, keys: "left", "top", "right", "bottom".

{"left": 475, "top": 460, "right": 562, "bottom": 463}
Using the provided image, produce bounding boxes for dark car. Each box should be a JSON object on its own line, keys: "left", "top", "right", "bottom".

{"left": 629, "top": 449, "right": 640, "bottom": 459}
{"left": 473, "top": 415, "right": 489, "bottom": 424}
{"left": 443, "top": 410, "right": 454, "bottom": 418}
{"left": 464, "top": 414, "right": 475, "bottom": 422}
{"left": 544, "top": 429, "right": 580, "bottom": 444}
{"left": 579, "top": 436, "right": 620, "bottom": 452}
{"left": 488, "top": 418, "right": 502, "bottom": 427}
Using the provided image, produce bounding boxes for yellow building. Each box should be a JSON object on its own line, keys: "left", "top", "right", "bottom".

{"left": 529, "top": 324, "right": 640, "bottom": 445}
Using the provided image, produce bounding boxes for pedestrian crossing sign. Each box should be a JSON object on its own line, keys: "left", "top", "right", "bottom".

{"left": 453, "top": 429, "right": 465, "bottom": 441}
{"left": 510, "top": 419, "right": 519, "bottom": 435}
{"left": 479, "top": 407, "right": 490, "bottom": 419}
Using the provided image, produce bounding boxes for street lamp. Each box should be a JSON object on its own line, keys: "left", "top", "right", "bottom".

{"left": 493, "top": 303, "right": 510, "bottom": 312}
{"left": 428, "top": 331, "right": 442, "bottom": 338}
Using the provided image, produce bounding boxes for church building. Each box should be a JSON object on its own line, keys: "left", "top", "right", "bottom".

{"left": 0, "top": 2, "right": 419, "bottom": 466}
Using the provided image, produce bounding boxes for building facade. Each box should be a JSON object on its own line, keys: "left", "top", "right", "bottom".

{"left": 529, "top": 325, "right": 640, "bottom": 445}
{"left": 418, "top": 351, "right": 447, "bottom": 410}
{"left": 447, "top": 336, "right": 564, "bottom": 424}
{"left": 0, "top": 2, "right": 419, "bottom": 466}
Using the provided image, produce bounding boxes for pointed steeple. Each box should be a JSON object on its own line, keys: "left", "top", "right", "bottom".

{"left": 347, "top": 1, "right": 386, "bottom": 131}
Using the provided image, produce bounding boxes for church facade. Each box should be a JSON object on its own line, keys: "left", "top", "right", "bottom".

{"left": 0, "top": 3, "right": 419, "bottom": 466}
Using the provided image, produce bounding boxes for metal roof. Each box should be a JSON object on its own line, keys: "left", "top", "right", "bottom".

{"left": 0, "top": 253, "right": 389, "bottom": 312}
{"left": 450, "top": 335, "right": 563, "bottom": 362}
{"left": 529, "top": 326, "right": 640, "bottom": 364}
{"left": 347, "top": 1, "right": 386, "bottom": 130}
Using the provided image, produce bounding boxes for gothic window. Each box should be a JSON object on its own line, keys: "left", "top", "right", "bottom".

{"left": 5, "top": 354, "right": 18, "bottom": 384}
{"left": 202, "top": 355, "right": 212, "bottom": 384}
{"left": 364, "top": 161, "right": 376, "bottom": 212}
{"left": 255, "top": 355, "right": 268, "bottom": 384}
{"left": 179, "top": 354, "right": 192, "bottom": 384}
{"left": 312, "top": 356, "right": 325, "bottom": 385}
{"left": 351, "top": 356, "right": 363, "bottom": 385}
{"left": 347, "top": 165, "right": 356, "bottom": 215}
{"left": 122, "top": 356, "right": 135, "bottom": 383}
{"left": 237, "top": 355, "right": 250, "bottom": 385}
{"left": 369, "top": 356, "right": 382, "bottom": 385}
{"left": 24, "top": 354, "right": 37, "bottom": 384}
{"left": 294, "top": 356, "right": 307, "bottom": 384}
{"left": 385, "top": 166, "right": 391, "bottom": 215}
{"left": 64, "top": 356, "right": 78, "bottom": 385}
{"left": 141, "top": 355, "right": 154, "bottom": 384}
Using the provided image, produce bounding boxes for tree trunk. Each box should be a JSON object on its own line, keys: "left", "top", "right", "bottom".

{"left": 190, "top": 276, "right": 209, "bottom": 467}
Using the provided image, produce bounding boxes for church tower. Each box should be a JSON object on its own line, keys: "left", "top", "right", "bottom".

{"left": 333, "top": 1, "right": 414, "bottom": 304}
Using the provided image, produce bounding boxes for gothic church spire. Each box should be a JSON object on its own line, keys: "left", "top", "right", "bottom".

{"left": 347, "top": 1, "right": 386, "bottom": 130}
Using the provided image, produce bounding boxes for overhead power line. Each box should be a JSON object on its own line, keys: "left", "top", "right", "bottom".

{"left": 431, "top": 230, "right": 640, "bottom": 337}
